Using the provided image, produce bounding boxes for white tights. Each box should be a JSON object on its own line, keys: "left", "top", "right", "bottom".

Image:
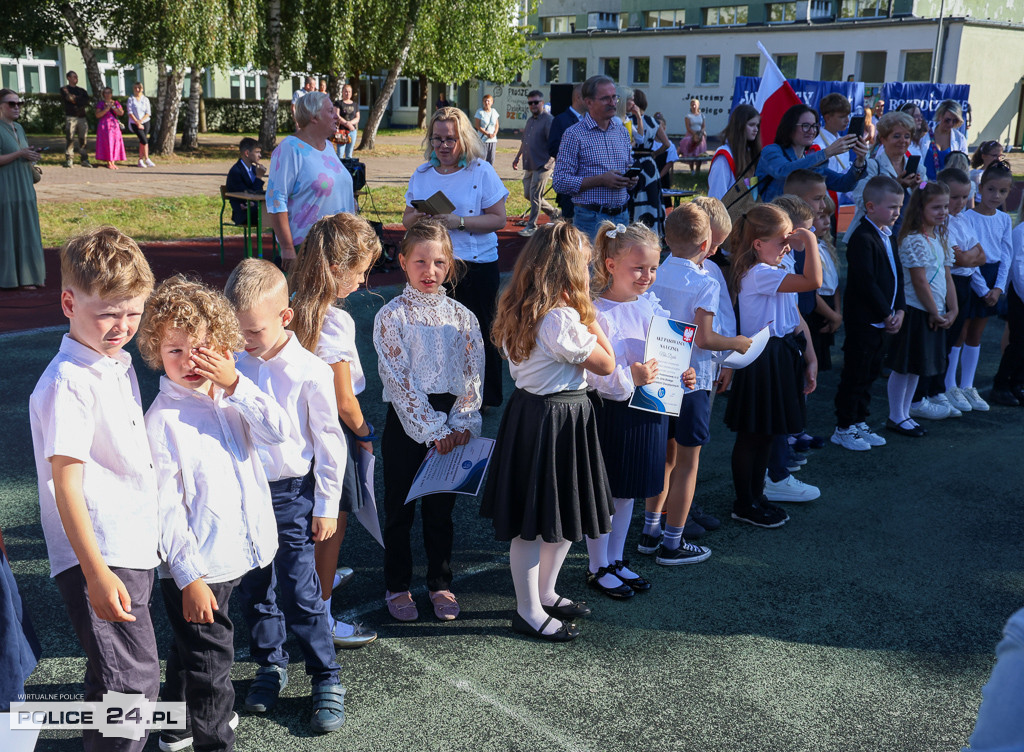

{"left": 887, "top": 372, "right": 920, "bottom": 424}
{"left": 586, "top": 498, "right": 638, "bottom": 585}
{"left": 509, "top": 537, "right": 571, "bottom": 634}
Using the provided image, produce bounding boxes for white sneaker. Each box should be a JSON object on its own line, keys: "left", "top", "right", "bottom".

{"left": 961, "top": 386, "right": 990, "bottom": 411}
{"left": 945, "top": 387, "right": 973, "bottom": 412}
{"left": 764, "top": 474, "right": 820, "bottom": 502}
{"left": 854, "top": 422, "right": 887, "bottom": 447}
{"left": 931, "top": 392, "right": 961, "bottom": 417}
{"left": 145, "top": 158, "right": 156, "bottom": 167}
{"left": 518, "top": 227, "right": 536, "bottom": 237}
{"left": 909, "top": 397, "right": 949, "bottom": 420}
{"left": 831, "top": 426, "right": 872, "bottom": 451}
{"left": 138, "top": 158, "right": 146, "bottom": 168}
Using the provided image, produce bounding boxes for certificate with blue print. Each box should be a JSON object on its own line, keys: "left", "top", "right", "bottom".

{"left": 629, "top": 316, "right": 697, "bottom": 416}
{"left": 405, "top": 437, "right": 496, "bottom": 503}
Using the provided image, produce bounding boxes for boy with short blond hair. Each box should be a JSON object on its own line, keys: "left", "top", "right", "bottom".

{"left": 29, "top": 226, "right": 159, "bottom": 752}
{"left": 224, "top": 258, "right": 349, "bottom": 734}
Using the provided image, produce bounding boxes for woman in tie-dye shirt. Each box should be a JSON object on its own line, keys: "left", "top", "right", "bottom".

{"left": 266, "top": 92, "right": 355, "bottom": 267}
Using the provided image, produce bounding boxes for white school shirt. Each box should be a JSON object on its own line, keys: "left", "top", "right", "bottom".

{"left": 649, "top": 257, "right": 720, "bottom": 392}
{"left": 899, "top": 232, "right": 954, "bottom": 315}
{"left": 813, "top": 128, "right": 850, "bottom": 174}
{"left": 235, "top": 332, "right": 347, "bottom": 519}
{"left": 705, "top": 261, "right": 737, "bottom": 337}
{"left": 707, "top": 145, "right": 735, "bottom": 201}
{"left": 317, "top": 305, "right": 365, "bottom": 395}
{"left": 147, "top": 374, "right": 286, "bottom": 589}
{"left": 819, "top": 245, "right": 840, "bottom": 297}
{"left": 965, "top": 209, "right": 1013, "bottom": 293}
{"left": 589, "top": 293, "right": 670, "bottom": 401}
{"left": 737, "top": 264, "right": 801, "bottom": 338}
{"left": 508, "top": 307, "right": 596, "bottom": 395}
{"left": 947, "top": 212, "right": 989, "bottom": 297}
{"left": 373, "top": 285, "right": 484, "bottom": 445}
{"left": 29, "top": 335, "right": 159, "bottom": 577}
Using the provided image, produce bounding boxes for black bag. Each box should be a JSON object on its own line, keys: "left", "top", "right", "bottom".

{"left": 341, "top": 158, "right": 366, "bottom": 192}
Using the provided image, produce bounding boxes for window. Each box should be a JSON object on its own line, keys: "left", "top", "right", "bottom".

{"left": 541, "top": 15, "right": 574, "bottom": 33}
{"left": 840, "top": 0, "right": 884, "bottom": 18}
{"left": 0, "top": 45, "right": 63, "bottom": 94}
{"left": 858, "top": 51, "right": 887, "bottom": 83}
{"left": 601, "top": 58, "right": 620, "bottom": 82}
{"left": 768, "top": 2, "right": 797, "bottom": 22}
{"left": 96, "top": 49, "right": 139, "bottom": 98}
{"left": 569, "top": 58, "right": 587, "bottom": 83}
{"left": 774, "top": 54, "right": 797, "bottom": 79}
{"left": 666, "top": 57, "right": 686, "bottom": 84}
{"left": 397, "top": 77, "right": 420, "bottom": 109}
{"left": 699, "top": 56, "right": 721, "bottom": 85}
{"left": 643, "top": 9, "right": 686, "bottom": 27}
{"left": 230, "top": 67, "right": 267, "bottom": 99}
{"left": 903, "top": 51, "right": 932, "bottom": 82}
{"left": 543, "top": 59, "right": 560, "bottom": 84}
{"left": 819, "top": 53, "right": 844, "bottom": 81}
{"left": 703, "top": 5, "right": 748, "bottom": 26}
{"left": 738, "top": 55, "right": 760, "bottom": 77}
{"left": 631, "top": 57, "right": 650, "bottom": 84}
{"left": 588, "top": 12, "right": 621, "bottom": 30}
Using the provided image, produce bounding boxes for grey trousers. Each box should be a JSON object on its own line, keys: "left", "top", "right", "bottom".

{"left": 64, "top": 116, "right": 89, "bottom": 160}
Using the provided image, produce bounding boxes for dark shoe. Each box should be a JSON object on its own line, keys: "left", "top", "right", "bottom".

{"left": 158, "top": 723, "right": 192, "bottom": 752}
{"left": 1012, "top": 386, "right": 1024, "bottom": 404}
{"left": 682, "top": 518, "right": 706, "bottom": 538}
{"left": 732, "top": 504, "right": 788, "bottom": 528}
{"left": 885, "top": 418, "right": 925, "bottom": 437}
{"left": 612, "top": 560, "right": 652, "bottom": 591}
{"left": 244, "top": 665, "right": 288, "bottom": 713}
{"left": 310, "top": 683, "right": 346, "bottom": 733}
{"left": 542, "top": 596, "right": 592, "bottom": 620}
{"left": 793, "top": 432, "right": 826, "bottom": 450}
{"left": 586, "top": 566, "right": 634, "bottom": 599}
{"left": 79, "top": 159, "right": 95, "bottom": 168}
{"left": 689, "top": 504, "right": 721, "bottom": 531}
{"left": 990, "top": 387, "right": 1021, "bottom": 407}
{"left": 654, "top": 541, "right": 711, "bottom": 565}
{"left": 636, "top": 532, "right": 662, "bottom": 554}
{"left": 511, "top": 612, "right": 580, "bottom": 642}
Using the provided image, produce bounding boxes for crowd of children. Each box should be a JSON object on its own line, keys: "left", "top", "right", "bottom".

{"left": 21, "top": 159, "right": 1023, "bottom": 747}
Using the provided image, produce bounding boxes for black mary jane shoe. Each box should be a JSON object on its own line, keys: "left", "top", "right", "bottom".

{"left": 511, "top": 612, "right": 580, "bottom": 642}
{"left": 885, "top": 418, "right": 925, "bottom": 437}
{"left": 542, "top": 597, "right": 592, "bottom": 620}
{"left": 612, "top": 560, "right": 652, "bottom": 592}
{"left": 586, "top": 566, "right": 635, "bottom": 599}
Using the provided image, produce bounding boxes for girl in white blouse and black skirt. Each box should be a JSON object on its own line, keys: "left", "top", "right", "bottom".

{"left": 373, "top": 219, "right": 485, "bottom": 624}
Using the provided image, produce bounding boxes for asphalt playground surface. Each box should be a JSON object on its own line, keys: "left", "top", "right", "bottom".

{"left": 3, "top": 249, "right": 1023, "bottom": 751}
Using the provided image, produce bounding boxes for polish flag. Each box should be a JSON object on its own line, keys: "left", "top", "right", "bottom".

{"left": 754, "top": 42, "right": 802, "bottom": 146}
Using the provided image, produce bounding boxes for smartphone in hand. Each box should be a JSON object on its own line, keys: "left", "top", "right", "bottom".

{"left": 903, "top": 154, "right": 921, "bottom": 177}
{"left": 847, "top": 116, "right": 865, "bottom": 139}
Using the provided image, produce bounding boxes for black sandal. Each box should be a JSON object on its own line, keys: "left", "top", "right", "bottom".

{"left": 542, "top": 596, "right": 592, "bottom": 620}
{"left": 586, "top": 565, "right": 634, "bottom": 599}
{"left": 612, "top": 560, "right": 652, "bottom": 592}
{"left": 511, "top": 612, "right": 580, "bottom": 642}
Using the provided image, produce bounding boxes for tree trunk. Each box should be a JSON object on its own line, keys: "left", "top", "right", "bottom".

{"left": 155, "top": 67, "right": 184, "bottom": 157}
{"left": 58, "top": 3, "right": 104, "bottom": 95}
{"left": 152, "top": 58, "right": 167, "bottom": 139}
{"left": 358, "top": 13, "right": 419, "bottom": 151}
{"left": 327, "top": 72, "right": 344, "bottom": 101}
{"left": 180, "top": 65, "right": 202, "bottom": 151}
{"left": 416, "top": 74, "right": 428, "bottom": 129}
{"left": 259, "top": 0, "right": 284, "bottom": 151}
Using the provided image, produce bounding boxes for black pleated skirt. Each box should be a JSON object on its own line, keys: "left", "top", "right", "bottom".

{"left": 724, "top": 334, "right": 806, "bottom": 434}
{"left": 338, "top": 421, "right": 365, "bottom": 514}
{"left": 594, "top": 396, "right": 669, "bottom": 499}
{"left": 480, "top": 388, "right": 613, "bottom": 543}
{"left": 886, "top": 306, "right": 947, "bottom": 377}
{"left": 963, "top": 262, "right": 1007, "bottom": 318}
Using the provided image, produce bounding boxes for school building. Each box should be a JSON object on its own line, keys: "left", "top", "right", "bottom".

{"left": 510, "top": 0, "right": 1024, "bottom": 147}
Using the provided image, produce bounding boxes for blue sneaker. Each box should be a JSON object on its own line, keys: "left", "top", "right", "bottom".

{"left": 244, "top": 665, "right": 287, "bottom": 714}
{"left": 310, "top": 684, "right": 346, "bottom": 733}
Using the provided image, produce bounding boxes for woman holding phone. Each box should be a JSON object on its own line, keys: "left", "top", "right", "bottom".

{"left": 843, "top": 111, "right": 928, "bottom": 241}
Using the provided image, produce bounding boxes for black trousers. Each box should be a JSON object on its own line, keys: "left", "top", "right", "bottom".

{"left": 834, "top": 323, "right": 886, "bottom": 429}
{"left": 449, "top": 259, "right": 503, "bottom": 406}
{"left": 383, "top": 397, "right": 458, "bottom": 593}
{"left": 995, "top": 283, "right": 1024, "bottom": 389}
{"left": 161, "top": 577, "right": 239, "bottom": 752}
{"left": 54, "top": 566, "right": 160, "bottom": 752}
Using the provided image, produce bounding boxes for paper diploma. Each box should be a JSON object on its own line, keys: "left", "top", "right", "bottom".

{"left": 712, "top": 323, "right": 771, "bottom": 369}
{"left": 405, "top": 437, "right": 495, "bottom": 504}
{"left": 354, "top": 449, "right": 384, "bottom": 548}
{"left": 629, "top": 316, "right": 697, "bottom": 416}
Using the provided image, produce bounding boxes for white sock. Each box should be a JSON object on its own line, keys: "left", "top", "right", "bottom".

{"left": 887, "top": 373, "right": 911, "bottom": 423}
{"left": 538, "top": 539, "right": 572, "bottom": 607}
{"left": 945, "top": 346, "right": 961, "bottom": 392}
{"left": 903, "top": 374, "right": 920, "bottom": 421}
{"left": 960, "top": 345, "right": 981, "bottom": 390}
{"left": 642, "top": 510, "right": 662, "bottom": 537}
{"left": 510, "top": 537, "right": 555, "bottom": 632}
{"left": 608, "top": 498, "right": 637, "bottom": 579}
{"left": 662, "top": 525, "right": 684, "bottom": 551}
{"left": 585, "top": 533, "right": 610, "bottom": 574}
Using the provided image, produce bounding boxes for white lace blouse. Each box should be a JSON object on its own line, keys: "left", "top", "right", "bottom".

{"left": 373, "top": 285, "right": 484, "bottom": 445}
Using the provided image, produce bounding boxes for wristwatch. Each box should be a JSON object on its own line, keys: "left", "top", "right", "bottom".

{"left": 458, "top": 216, "right": 466, "bottom": 231}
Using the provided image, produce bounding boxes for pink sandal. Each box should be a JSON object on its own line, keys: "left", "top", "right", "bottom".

{"left": 429, "top": 590, "right": 460, "bottom": 621}
{"left": 385, "top": 590, "right": 418, "bottom": 622}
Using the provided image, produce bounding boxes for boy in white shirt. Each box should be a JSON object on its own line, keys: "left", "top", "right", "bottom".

{"left": 29, "top": 227, "right": 158, "bottom": 752}
{"left": 224, "top": 259, "right": 348, "bottom": 734}
{"left": 139, "top": 276, "right": 288, "bottom": 752}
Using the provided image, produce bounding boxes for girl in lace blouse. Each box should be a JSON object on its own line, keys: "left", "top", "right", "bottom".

{"left": 482, "top": 221, "right": 617, "bottom": 643}
{"left": 885, "top": 182, "right": 957, "bottom": 435}
{"left": 290, "top": 213, "right": 382, "bottom": 649}
{"left": 372, "top": 219, "right": 484, "bottom": 623}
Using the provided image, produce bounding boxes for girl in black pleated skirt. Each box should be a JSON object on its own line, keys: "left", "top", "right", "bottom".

{"left": 482, "top": 222, "right": 617, "bottom": 642}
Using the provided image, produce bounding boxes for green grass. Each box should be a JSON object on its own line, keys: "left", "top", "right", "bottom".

{"left": 37, "top": 181, "right": 533, "bottom": 245}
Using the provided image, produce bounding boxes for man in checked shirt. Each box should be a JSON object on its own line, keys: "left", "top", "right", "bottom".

{"left": 552, "top": 75, "right": 638, "bottom": 241}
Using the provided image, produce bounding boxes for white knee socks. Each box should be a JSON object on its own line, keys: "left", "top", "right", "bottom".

{"left": 960, "top": 345, "right": 981, "bottom": 390}
{"left": 888, "top": 373, "right": 920, "bottom": 423}
{"left": 945, "top": 346, "right": 961, "bottom": 392}
{"left": 538, "top": 539, "right": 571, "bottom": 608}
{"left": 509, "top": 537, "right": 548, "bottom": 629}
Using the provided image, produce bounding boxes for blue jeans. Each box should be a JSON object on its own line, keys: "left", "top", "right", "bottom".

{"left": 336, "top": 131, "right": 356, "bottom": 160}
{"left": 572, "top": 205, "right": 628, "bottom": 242}
{"left": 964, "top": 606, "right": 1024, "bottom": 751}
{"left": 237, "top": 474, "right": 340, "bottom": 688}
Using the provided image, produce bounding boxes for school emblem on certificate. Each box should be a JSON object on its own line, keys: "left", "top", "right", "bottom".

{"left": 629, "top": 316, "right": 697, "bottom": 416}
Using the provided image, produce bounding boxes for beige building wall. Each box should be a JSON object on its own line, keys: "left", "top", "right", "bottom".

{"left": 948, "top": 23, "right": 1024, "bottom": 145}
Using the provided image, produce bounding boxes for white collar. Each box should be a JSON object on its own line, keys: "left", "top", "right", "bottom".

{"left": 866, "top": 217, "right": 893, "bottom": 237}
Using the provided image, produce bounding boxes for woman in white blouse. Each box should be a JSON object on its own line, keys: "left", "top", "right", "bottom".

{"left": 126, "top": 82, "right": 154, "bottom": 168}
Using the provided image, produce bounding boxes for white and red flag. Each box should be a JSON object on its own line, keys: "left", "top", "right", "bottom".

{"left": 754, "top": 41, "right": 802, "bottom": 146}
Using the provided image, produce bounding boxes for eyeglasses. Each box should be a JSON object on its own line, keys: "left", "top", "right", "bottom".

{"left": 594, "top": 95, "right": 620, "bottom": 104}
{"left": 430, "top": 137, "right": 458, "bottom": 147}
{"left": 797, "top": 122, "right": 820, "bottom": 133}
{"left": 3, "top": 101, "right": 23, "bottom": 108}
{"left": 527, "top": 100, "right": 542, "bottom": 106}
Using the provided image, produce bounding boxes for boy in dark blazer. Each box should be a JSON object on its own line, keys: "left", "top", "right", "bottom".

{"left": 832, "top": 175, "right": 906, "bottom": 450}
{"left": 226, "top": 137, "right": 268, "bottom": 226}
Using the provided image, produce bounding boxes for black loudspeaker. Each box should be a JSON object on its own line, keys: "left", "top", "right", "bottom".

{"left": 549, "top": 84, "right": 574, "bottom": 117}
{"left": 341, "top": 158, "right": 366, "bottom": 192}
